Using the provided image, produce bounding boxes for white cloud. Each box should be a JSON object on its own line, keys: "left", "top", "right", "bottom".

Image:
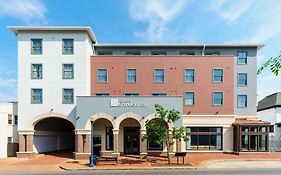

{"left": 0, "top": 78, "right": 17, "bottom": 88}
{"left": 0, "top": 0, "right": 47, "bottom": 25}
{"left": 211, "top": 0, "right": 254, "bottom": 23}
{"left": 129, "top": 0, "right": 191, "bottom": 43}
{"left": 257, "top": 74, "right": 281, "bottom": 101}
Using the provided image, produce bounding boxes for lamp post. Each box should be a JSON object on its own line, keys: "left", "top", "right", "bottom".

{"left": 89, "top": 121, "right": 95, "bottom": 167}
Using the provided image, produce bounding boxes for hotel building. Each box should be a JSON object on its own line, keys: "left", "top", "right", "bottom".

{"left": 8, "top": 26, "right": 270, "bottom": 159}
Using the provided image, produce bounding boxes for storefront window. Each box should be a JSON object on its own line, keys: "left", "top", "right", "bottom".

{"left": 186, "top": 127, "right": 222, "bottom": 150}
{"left": 105, "top": 127, "right": 113, "bottom": 150}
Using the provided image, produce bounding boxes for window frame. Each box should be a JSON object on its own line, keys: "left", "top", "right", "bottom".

{"left": 238, "top": 73, "right": 247, "bottom": 86}
{"left": 151, "top": 51, "right": 167, "bottom": 56}
{"left": 62, "top": 64, "right": 74, "bottom": 79}
{"left": 31, "top": 63, "right": 43, "bottom": 79}
{"left": 184, "top": 69, "right": 195, "bottom": 83}
{"left": 62, "top": 88, "right": 74, "bottom": 104}
{"left": 213, "top": 92, "right": 223, "bottom": 106}
{"left": 237, "top": 95, "right": 247, "bottom": 108}
{"left": 97, "top": 68, "right": 108, "bottom": 83}
{"left": 237, "top": 51, "right": 248, "bottom": 65}
{"left": 179, "top": 51, "right": 195, "bottom": 56}
{"left": 8, "top": 114, "right": 13, "bottom": 125}
{"left": 31, "top": 39, "right": 43, "bottom": 55}
{"left": 152, "top": 92, "right": 167, "bottom": 96}
{"left": 124, "top": 92, "right": 140, "bottom": 96}
{"left": 31, "top": 88, "right": 43, "bottom": 104}
{"left": 154, "top": 68, "right": 165, "bottom": 83}
{"left": 185, "top": 91, "right": 195, "bottom": 106}
{"left": 105, "top": 127, "right": 114, "bottom": 150}
{"left": 62, "top": 39, "right": 74, "bottom": 55}
{"left": 126, "top": 68, "right": 137, "bottom": 83}
{"left": 125, "top": 51, "right": 141, "bottom": 55}
{"left": 213, "top": 69, "right": 223, "bottom": 83}
{"left": 97, "top": 50, "right": 113, "bottom": 55}
{"left": 95, "top": 92, "right": 110, "bottom": 96}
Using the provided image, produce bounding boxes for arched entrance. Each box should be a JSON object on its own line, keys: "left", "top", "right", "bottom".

{"left": 33, "top": 117, "right": 75, "bottom": 154}
{"left": 119, "top": 118, "right": 141, "bottom": 155}
{"left": 92, "top": 118, "right": 113, "bottom": 156}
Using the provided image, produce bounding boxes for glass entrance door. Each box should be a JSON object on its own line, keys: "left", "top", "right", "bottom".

{"left": 124, "top": 127, "right": 140, "bottom": 155}
{"left": 249, "top": 135, "right": 258, "bottom": 151}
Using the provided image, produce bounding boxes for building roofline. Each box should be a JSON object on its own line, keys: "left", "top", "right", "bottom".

{"left": 7, "top": 26, "right": 97, "bottom": 43}
{"left": 93, "top": 43, "right": 264, "bottom": 50}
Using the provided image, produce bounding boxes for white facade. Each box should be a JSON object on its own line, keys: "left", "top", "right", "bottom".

{"left": 258, "top": 107, "right": 281, "bottom": 151}
{"left": 0, "top": 102, "right": 18, "bottom": 158}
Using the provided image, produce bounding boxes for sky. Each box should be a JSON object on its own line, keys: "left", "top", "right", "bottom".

{"left": 0, "top": 0, "right": 280, "bottom": 102}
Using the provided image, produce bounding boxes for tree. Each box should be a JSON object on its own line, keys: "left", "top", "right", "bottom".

{"left": 257, "top": 53, "right": 281, "bottom": 76}
{"left": 142, "top": 104, "right": 187, "bottom": 164}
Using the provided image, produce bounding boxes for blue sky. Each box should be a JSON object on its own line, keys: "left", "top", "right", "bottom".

{"left": 0, "top": 0, "right": 280, "bottom": 102}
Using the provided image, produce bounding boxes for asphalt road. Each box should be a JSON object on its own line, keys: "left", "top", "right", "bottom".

{"left": 1, "top": 169, "right": 281, "bottom": 175}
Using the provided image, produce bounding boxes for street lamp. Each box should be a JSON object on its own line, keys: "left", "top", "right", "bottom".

{"left": 89, "top": 120, "right": 95, "bottom": 167}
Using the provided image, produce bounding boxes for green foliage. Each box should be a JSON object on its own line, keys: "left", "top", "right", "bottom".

{"left": 257, "top": 53, "right": 281, "bottom": 76}
{"left": 143, "top": 104, "right": 187, "bottom": 164}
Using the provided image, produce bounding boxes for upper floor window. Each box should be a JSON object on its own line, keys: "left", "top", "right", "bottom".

{"left": 31, "top": 64, "right": 42, "bottom": 79}
{"left": 213, "top": 69, "right": 223, "bottom": 83}
{"left": 180, "top": 51, "right": 195, "bottom": 56}
{"left": 7, "top": 137, "right": 12, "bottom": 143}
{"left": 126, "top": 51, "right": 141, "bottom": 55}
{"left": 213, "top": 92, "right": 223, "bottom": 106}
{"left": 238, "top": 73, "right": 247, "bottom": 86}
{"left": 124, "top": 92, "right": 139, "bottom": 96}
{"left": 97, "top": 51, "right": 113, "bottom": 55}
{"left": 185, "top": 69, "right": 195, "bottom": 83}
{"left": 8, "top": 114, "right": 12, "bottom": 124}
{"left": 97, "top": 69, "right": 107, "bottom": 83}
{"left": 205, "top": 51, "right": 220, "bottom": 56}
{"left": 63, "top": 88, "right": 74, "bottom": 104}
{"left": 63, "top": 39, "right": 74, "bottom": 55}
{"left": 14, "top": 115, "right": 18, "bottom": 125}
{"left": 151, "top": 51, "right": 166, "bottom": 56}
{"left": 31, "top": 88, "right": 42, "bottom": 104}
{"left": 63, "top": 64, "right": 74, "bottom": 79}
{"left": 152, "top": 92, "right": 167, "bottom": 96}
{"left": 31, "top": 39, "right": 42, "bottom": 55}
{"left": 127, "top": 69, "right": 137, "bottom": 83}
{"left": 185, "top": 92, "right": 195, "bottom": 106}
{"left": 238, "top": 95, "right": 247, "bottom": 108}
{"left": 95, "top": 92, "right": 110, "bottom": 96}
{"left": 154, "top": 69, "right": 164, "bottom": 83}
{"left": 237, "top": 51, "right": 247, "bottom": 64}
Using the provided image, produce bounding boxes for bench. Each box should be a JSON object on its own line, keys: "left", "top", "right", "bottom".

{"left": 175, "top": 152, "right": 186, "bottom": 164}
{"left": 95, "top": 156, "right": 118, "bottom": 165}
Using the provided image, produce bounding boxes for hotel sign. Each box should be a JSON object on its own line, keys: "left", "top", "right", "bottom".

{"left": 110, "top": 98, "right": 149, "bottom": 107}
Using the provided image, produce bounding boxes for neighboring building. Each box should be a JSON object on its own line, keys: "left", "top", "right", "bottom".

{"left": 8, "top": 26, "right": 269, "bottom": 159}
{"left": 0, "top": 102, "right": 18, "bottom": 158}
{"left": 258, "top": 92, "right": 281, "bottom": 151}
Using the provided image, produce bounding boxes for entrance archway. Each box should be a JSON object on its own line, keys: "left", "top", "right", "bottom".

{"left": 119, "top": 118, "right": 141, "bottom": 155}
{"left": 33, "top": 117, "right": 75, "bottom": 155}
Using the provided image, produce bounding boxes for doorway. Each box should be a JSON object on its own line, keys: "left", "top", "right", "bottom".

{"left": 124, "top": 127, "right": 140, "bottom": 155}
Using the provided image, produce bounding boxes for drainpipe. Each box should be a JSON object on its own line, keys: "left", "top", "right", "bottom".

{"left": 202, "top": 45, "right": 206, "bottom": 56}
{"left": 89, "top": 121, "right": 95, "bottom": 167}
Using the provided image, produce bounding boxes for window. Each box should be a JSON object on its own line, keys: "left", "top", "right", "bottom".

{"left": 154, "top": 69, "right": 164, "bottom": 83}
{"left": 63, "top": 39, "right": 74, "bottom": 54}
{"left": 105, "top": 127, "right": 113, "bottom": 150}
{"left": 213, "top": 69, "right": 223, "bottom": 83}
{"left": 31, "top": 64, "right": 42, "bottom": 79}
{"left": 185, "top": 92, "right": 195, "bottom": 106}
{"left": 97, "top": 69, "right": 107, "bottom": 83}
{"left": 152, "top": 92, "right": 167, "bottom": 96}
{"left": 186, "top": 127, "right": 222, "bottom": 150}
{"left": 63, "top": 64, "right": 74, "bottom": 79}
{"left": 7, "top": 137, "right": 12, "bottom": 143}
{"left": 238, "top": 95, "right": 247, "bottom": 108}
{"left": 124, "top": 92, "right": 139, "bottom": 96}
{"left": 95, "top": 92, "right": 110, "bottom": 96}
{"left": 151, "top": 51, "right": 166, "bottom": 55}
{"left": 185, "top": 69, "right": 194, "bottom": 83}
{"left": 126, "top": 51, "right": 141, "bottom": 55}
{"left": 180, "top": 51, "right": 195, "bottom": 56}
{"left": 8, "top": 114, "right": 12, "bottom": 124}
{"left": 238, "top": 51, "right": 247, "bottom": 64}
{"left": 205, "top": 51, "right": 220, "bottom": 56}
{"left": 269, "top": 125, "right": 274, "bottom": 133}
{"left": 63, "top": 89, "right": 74, "bottom": 104}
{"left": 14, "top": 115, "right": 18, "bottom": 125}
{"left": 31, "top": 39, "right": 42, "bottom": 54}
{"left": 31, "top": 89, "right": 42, "bottom": 104}
{"left": 148, "top": 139, "right": 163, "bottom": 150}
{"left": 238, "top": 73, "right": 247, "bottom": 86}
{"left": 127, "top": 69, "right": 137, "bottom": 83}
{"left": 213, "top": 92, "right": 223, "bottom": 106}
{"left": 97, "top": 51, "right": 113, "bottom": 55}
